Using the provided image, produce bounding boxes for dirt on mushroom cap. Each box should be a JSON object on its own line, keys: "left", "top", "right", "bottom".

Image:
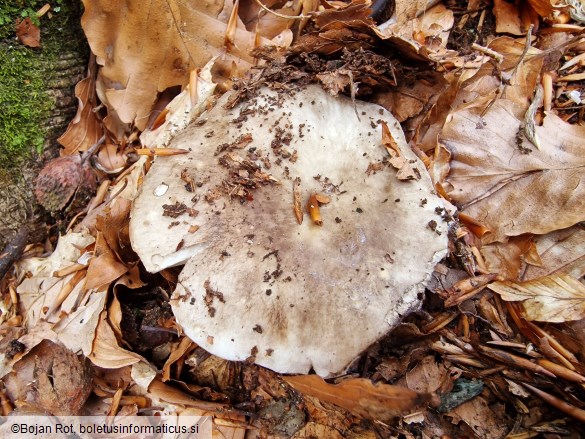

{"left": 129, "top": 84, "right": 449, "bottom": 376}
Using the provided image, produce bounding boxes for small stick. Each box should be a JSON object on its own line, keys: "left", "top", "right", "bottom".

{"left": 252, "top": 0, "right": 311, "bottom": 19}
{"left": 81, "top": 134, "right": 106, "bottom": 163}
{"left": 471, "top": 43, "right": 504, "bottom": 63}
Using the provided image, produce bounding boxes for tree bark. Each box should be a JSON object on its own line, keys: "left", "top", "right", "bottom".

{"left": 0, "top": 1, "right": 88, "bottom": 250}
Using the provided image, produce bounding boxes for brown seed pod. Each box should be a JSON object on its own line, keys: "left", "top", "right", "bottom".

{"left": 4, "top": 340, "right": 93, "bottom": 415}
{"left": 34, "top": 136, "right": 104, "bottom": 216}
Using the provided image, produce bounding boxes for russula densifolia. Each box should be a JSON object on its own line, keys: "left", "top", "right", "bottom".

{"left": 130, "top": 84, "right": 448, "bottom": 376}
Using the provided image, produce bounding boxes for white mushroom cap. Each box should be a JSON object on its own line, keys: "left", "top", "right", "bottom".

{"left": 129, "top": 85, "right": 448, "bottom": 376}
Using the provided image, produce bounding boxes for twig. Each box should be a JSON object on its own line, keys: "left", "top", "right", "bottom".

{"left": 471, "top": 43, "right": 503, "bottom": 63}
{"left": 252, "top": 0, "right": 311, "bottom": 19}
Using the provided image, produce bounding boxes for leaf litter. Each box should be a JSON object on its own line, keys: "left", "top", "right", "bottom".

{"left": 2, "top": 0, "right": 585, "bottom": 437}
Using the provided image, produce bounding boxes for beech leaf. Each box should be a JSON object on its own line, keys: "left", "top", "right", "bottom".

{"left": 488, "top": 274, "right": 585, "bottom": 322}
{"left": 81, "top": 0, "right": 274, "bottom": 130}
{"left": 442, "top": 100, "right": 585, "bottom": 243}
{"left": 285, "top": 375, "right": 435, "bottom": 421}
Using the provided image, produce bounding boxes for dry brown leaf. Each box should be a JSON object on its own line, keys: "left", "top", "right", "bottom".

{"left": 480, "top": 235, "right": 535, "bottom": 280}
{"left": 284, "top": 375, "right": 434, "bottom": 421}
{"left": 393, "top": 0, "right": 435, "bottom": 28}
{"left": 302, "top": 395, "right": 354, "bottom": 436}
{"left": 84, "top": 233, "right": 128, "bottom": 290}
{"left": 488, "top": 274, "right": 585, "bottom": 322}
{"left": 240, "top": 0, "right": 317, "bottom": 40}
{"left": 81, "top": 0, "right": 273, "bottom": 130}
{"left": 147, "top": 378, "right": 231, "bottom": 413}
{"left": 58, "top": 56, "right": 103, "bottom": 154}
{"left": 401, "top": 356, "right": 449, "bottom": 395}
{"left": 447, "top": 396, "right": 509, "bottom": 439}
{"left": 493, "top": 0, "right": 523, "bottom": 35}
{"left": 526, "top": 0, "right": 553, "bottom": 17}
{"left": 95, "top": 142, "right": 127, "bottom": 174}
{"left": 488, "top": 37, "right": 543, "bottom": 110}
{"left": 373, "top": 71, "right": 448, "bottom": 128}
{"left": 162, "top": 337, "right": 195, "bottom": 382}
{"left": 448, "top": 36, "right": 543, "bottom": 117}
{"left": 386, "top": 3, "right": 454, "bottom": 54}
{"left": 51, "top": 290, "right": 107, "bottom": 356}
{"left": 88, "top": 311, "right": 143, "bottom": 368}
{"left": 524, "top": 226, "right": 585, "bottom": 280}
{"left": 442, "top": 101, "right": 585, "bottom": 243}
{"left": 15, "top": 17, "right": 40, "bottom": 47}
{"left": 381, "top": 121, "right": 421, "bottom": 181}
{"left": 140, "top": 60, "right": 217, "bottom": 148}
{"left": 96, "top": 198, "right": 134, "bottom": 263}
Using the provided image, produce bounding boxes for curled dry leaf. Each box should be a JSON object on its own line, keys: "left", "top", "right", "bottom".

{"left": 95, "top": 142, "right": 128, "bottom": 174}
{"left": 381, "top": 121, "right": 421, "bottom": 180}
{"left": 284, "top": 375, "right": 435, "bottom": 422}
{"left": 307, "top": 194, "right": 323, "bottom": 226}
{"left": 58, "top": 55, "right": 103, "bottom": 154}
{"left": 88, "top": 312, "right": 143, "bottom": 368}
{"left": 442, "top": 100, "right": 585, "bottom": 243}
{"left": 488, "top": 274, "right": 585, "bottom": 323}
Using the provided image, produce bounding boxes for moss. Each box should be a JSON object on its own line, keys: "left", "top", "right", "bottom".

{"left": 0, "top": 45, "right": 50, "bottom": 168}
{"left": 0, "top": 0, "right": 86, "bottom": 170}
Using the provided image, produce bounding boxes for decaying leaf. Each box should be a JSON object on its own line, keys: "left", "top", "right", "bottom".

{"left": 285, "top": 375, "right": 435, "bottom": 421}
{"left": 447, "top": 395, "right": 509, "bottom": 439}
{"left": 15, "top": 17, "right": 40, "bottom": 48}
{"left": 442, "top": 101, "right": 585, "bottom": 243}
{"left": 381, "top": 121, "right": 421, "bottom": 180}
{"left": 488, "top": 274, "right": 585, "bottom": 322}
{"left": 140, "top": 59, "right": 217, "bottom": 148}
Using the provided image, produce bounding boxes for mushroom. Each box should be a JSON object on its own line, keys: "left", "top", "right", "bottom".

{"left": 129, "top": 84, "right": 448, "bottom": 376}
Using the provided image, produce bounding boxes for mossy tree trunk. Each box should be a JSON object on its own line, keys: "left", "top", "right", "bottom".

{"left": 0, "top": 0, "right": 88, "bottom": 249}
